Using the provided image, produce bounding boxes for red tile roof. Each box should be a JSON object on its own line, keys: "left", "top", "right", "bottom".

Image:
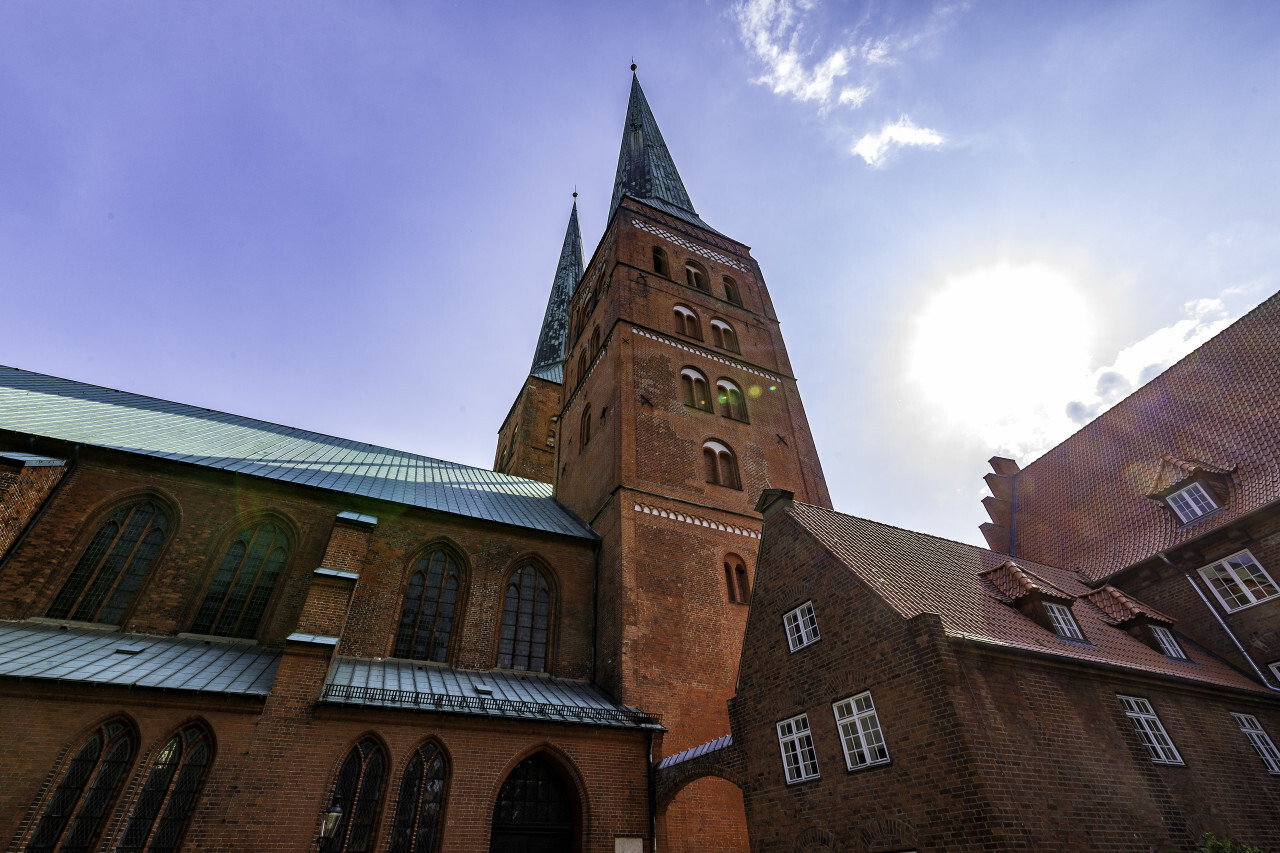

{"left": 979, "top": 560, "right": 1073, "bottom": 603}
{"left": 1146, "top": 455, "right": 1236, "bottom": 497}
{"left": 1083, "top": 585, "right": 1175, "bottom": 626}
{"left": 787, "top": 501, "right": 1269, "bottom": 694}
{"left": 1008, "top": 291, "right": 1280, "bottom": 580}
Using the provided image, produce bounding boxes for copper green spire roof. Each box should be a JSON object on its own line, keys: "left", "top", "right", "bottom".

{"left": 530, "top": 201, "right": 584, "bottom": 384}
{"left": 609, "top": 74, "right": 717, "bottom": 233}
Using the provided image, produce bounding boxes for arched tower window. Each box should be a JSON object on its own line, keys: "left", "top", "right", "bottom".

{"left": 498, "top": 564, "right": 553, "bottom": 672}
{"left": 190, "top": 521, "right": 289, "bottom": 639}
{"left": 673, "top": 305, "right": 702, "bottom": 340}
{"left": 710, "top": 319, "right": 739, "bottom": 353}
{"left": 326, "top": 738, "right": 387, "bottom": 853}
{"left": 715, "top": 379, "right": 748, "bottom": 421}
{"left": 685, "top": 261, "right": 709, "bottom": 292}
{"left": 117, "top": 723, "right": 213, "bottom": 853}
{"left": 724, "top": 554, "right": 750, "bottom": 604}
{"left": 703, "top": 440, "right": 741, "bottom": 490}
{"left": 589, "top": 327, "right": 600, "bottom": 356}
{"left": 722, "top": 276, "right": 742, "bottom": 305}
{"left": 577, "top": 351, "right": 587, "bottom": 386}
{"left": 680, "top": 368, "right": 712, "bottom": 412}
{"left": 489, "top": 755, "right": 575, "bottom": 852}
{"left": 388, "top": 742, "right": 448, "bottom": 853}
{"left": 652, "top": 246, "right": 670, "bottom": 277}
{"left": 27, "top": 719, "right": 136, "bottom": 853}
{"left": 579, "top": 405, "right": 591, "bottom": 449}
{"left": 47, "top": 501, "right": 169, "bottom": 625}
{"left": 393, "top": 550, "right": 462, "bottom": 663}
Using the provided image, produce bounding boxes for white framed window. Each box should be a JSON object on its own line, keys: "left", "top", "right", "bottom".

{"left": 1232, "top": 713, "right": 1280, "bottom": 774}
{"left": 1199, "top": 551, "right": 1280, "bottom": 612}
{"left": 776, "top": 714, "right": 820, "bottom": 783}
{"left": 1269, "top": 661, "right": 1280, "bottom": 684}
{"left": 1044, "top": 602, "right": 1085, "bottom": 640}
{"left": 1150, "top": 625, "right": 1187, "bottom": 660}
{"left": 783, "top": 601, "right": 820, "bottom": 652}
{"left": 1167, "top": 482, "right": 1218, "bottom": 523}
{"left": 833, "top": 692, "right": 889, "bottom": 770}
{"left": 1118, "top": 695, "right": 1183, "bottom": 765}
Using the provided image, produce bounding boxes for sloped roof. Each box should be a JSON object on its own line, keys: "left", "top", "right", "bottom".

{"left": 1083, "top": 585, "right": 1175, "bottom": 626}
{"left": 1008, "top": 291, "right": 1280, "bottom": 580}
{"left": 787, "top": 502, "right": 1270, "bottom": 693}
{"left": 0, "top": 621, "right": 280, "bottom": 695}
{"left": 321, "top": 656, "right": 661, "bottom": 730}
{"left": 980, "top": 560, "right": 1073, "bottom": 603}
{"left": 608, "top": 74, "right": 718, "bottom": 235}
{"left": 1147, "top": 454, "right": 1236, "bottom": 497}
{"left": 529, "top": 202, "right": 584, "bottom": 383}
{"left": 0, "top": 366, "right": 594, "bottom": 539}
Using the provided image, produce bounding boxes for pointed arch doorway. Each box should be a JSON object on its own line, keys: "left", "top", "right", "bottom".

{"left": 489, "top": 753, "right": 577, "bottom": 853}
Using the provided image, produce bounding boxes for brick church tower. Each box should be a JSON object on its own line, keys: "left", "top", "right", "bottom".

{"left": 501, "top": 73, "right": 831, "bottom": 850}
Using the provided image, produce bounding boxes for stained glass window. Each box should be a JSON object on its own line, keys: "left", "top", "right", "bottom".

{"left": 28, "top": 720, "right": 135, "bottom": 853}
{"left": 387, "top": 743, "right": 447, "bottom": 853}
{"left": 393, "top": 551, "right": 461, "bottom": 663}
{"left": 498, "top": 565, "right": 552, "bottom": 672}
{"left": 47, "top": 503, "right": 169, "bottom": 625}
{"left": 490, "top": 755, "right": 573, "bottom": 849}
{"left": 117, "top": 724, "right": 212, "bottom": 853}
{"left": 327, "top": 738, "right": 386, "bottom": 853}
{"left": 190, "top": 522, "right": 289, "bottom": 639}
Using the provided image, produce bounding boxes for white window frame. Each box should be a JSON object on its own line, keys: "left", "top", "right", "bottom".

{"left": 783, "top": 601, "right": 820, "bottom": 652}
{"left": 1118, "top": 695, "right": 1183, "bottom": 765}
{"left": 1166, "top": 482, "right": 1218, "bottom": 523}
{"left": 776, "top": 714, "right": 820, "bottom": 783}
{"left": 1044, "top": 601, "right": 1085, "bottom": 641}
{"left": 1150, "top": 625, "right": 1187, "bottom": 660}
{"left": 1232, "top": 713, "right": 1280, "bottom": 774}
{"left": 1269, "top": 661, "right": 1280, "bottom": 684}
{"left": 1198, "top": 550, "right": 1280, "bottom": 612}
{"left": 833, "top": 691, "right": 890, "bottom": 770}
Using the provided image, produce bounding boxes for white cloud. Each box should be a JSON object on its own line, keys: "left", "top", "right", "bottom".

{"left": 838, "top": 86, "right": 871, "bottom": 107}
{"left": 851, "top": 116, "right": 944, "bottom": 167}
{"left": 735, "top": 0, "right": 857, "bottom": 105}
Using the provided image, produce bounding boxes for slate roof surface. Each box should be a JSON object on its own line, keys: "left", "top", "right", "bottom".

{"left": 529, "top": 202, "right": 584, "bottom": 383}
{"left": 608, "top": 74, "right": 721, "bottom": 236}
{"left": 321, "top": 657, "right": 662, "bottom": 729}
{"left": 788, "top": 502, "right": 1271, "bottom": 694}
{"left": 656, "top": 733, "right": 733, "bottom": 769}
{"left": 1008, "top": 290, "right": 1280, "bottom": 580}
{"left": 0, "top": 366, "right": 594, "bottom": 539}
{"left": 0, "top": 621, "right": 280, "bottom": 695}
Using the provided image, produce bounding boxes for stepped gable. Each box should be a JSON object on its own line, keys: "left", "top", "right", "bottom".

{"left": 787, "top": 501, "right": 1268, "bottom": 693}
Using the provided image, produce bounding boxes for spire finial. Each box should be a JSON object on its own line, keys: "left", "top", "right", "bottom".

{"left": 631, "top": 58, "right": 637, "bottom": 72}
{"left": 573, "top": 185, "right": 578, "bottom": 199}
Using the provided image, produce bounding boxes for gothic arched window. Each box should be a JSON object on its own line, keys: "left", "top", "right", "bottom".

{"left": 498, "top": 564, "right": 553, "bottom": 672}
{"left": 716, "top": 379, "right": 748, "bottom": 421}
{"left": 722, "top": 276, "right": 742, "bottom": 305}
{"left": 393, "top": 550, "right": 462, "bottom": 662}
{"left": 117, "top": 724, "right": 213, "bottom": 853}
{"left": 673, "top": 305, "right": 701, "bottom": 340}
{"left": 190, "top": 521, "right": 289, "bottom": 639}
{"left": 703, "top": 440, "right": 741, "bottom": 490}
{"left": 327, "top": 738, "right": 387, "bottom": 853}
{"left": 724, "top": 554, "right": 750, "bottom": 604}
{"left": 589, "top": 327, "right": 600, "bottom": 356}
{"left": 490, "top": 755, "right": 575, "bottom": 851}
{"left": 580, "top": 405, "right": 591, "bottom": 449}
{"left": 685, "top": 261, "right": 709, "bottom": 292}
{"left": 47, "top": 501, "right": 169, "bottom": 625}
{"left": 387, "top": 742, "right": 448, "bottom": 853}
{"left": 652, "top": 246, "right": 670, "bottom": 277}
{"left": 27, "top": 719, "right": 136, "bottom": 853}
{"left": 577, "top": 351, "right": 588, "bottom": 386}
{"left": 710, "top": 319, "right": 739, "bottom": 353}
{"left": 681, "top": 368, "right": 712, "bottom": 412}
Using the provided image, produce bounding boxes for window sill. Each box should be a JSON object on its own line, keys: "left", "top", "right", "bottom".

{"left": 845, "top": 758, "right": 892, "bottom": 774}
{"left": 1176, "top": 506, "right": 1225, "bottom": 529}
{"left": 1219, "top": 594, "right": 1280, "bottom": 614}
{"left": 26, "top": 617, "right": 121, "bottom": 632}
{"left": 787, "top": 637, "right": 822, "bottom": 654}
{"left": 784, "top": 775, "right": 821, "bottom": 786}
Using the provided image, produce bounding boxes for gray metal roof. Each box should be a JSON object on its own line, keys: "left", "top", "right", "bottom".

{"left": 529, "top": 202, "right": 583, "bottom": 383}
{"left": 0, "top": 451, "right": 66, "bottom": 468}
{"left": 0, "top": 366, "right": 594, "bottom": 539}
{"left": 0, "top": 621, "right": 280, "bottom": 696}
{"left": 321, "top": 657, "right": 662, "bottom": 730}
{"left": 656, "top": 733, "right": 733, "bottom": 769}
{"left": 608, "top": 74, "right": 720, "bottom": 236}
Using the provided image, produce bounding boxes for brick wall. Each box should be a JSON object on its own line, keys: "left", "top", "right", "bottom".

{"left": 0, "top": 456, "right": 65, "bottom": 564}
{"left": 494, "top": 376, "right": 561, "bottom": 485}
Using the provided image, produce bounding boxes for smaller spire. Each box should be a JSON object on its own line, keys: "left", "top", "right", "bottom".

{"left": 529, "top": 201, "right": 585, "bottom": 383}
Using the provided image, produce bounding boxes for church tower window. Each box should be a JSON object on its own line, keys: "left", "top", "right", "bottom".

{"left": 652, "top": 246, "right": 670, "bottom": 277}
{"left": 722, "top": 276, "right": 742, "bottom": 305}
{"left": 393, "top": 549, "right": 462, "bottom": 662}
{"left": 710, "top": 319, "right": 739, "bottom": 353}
{"left": 673, "top": 305, "right": 702, "bottom": 340}
{"left": 497, "top": 564, "right": 553, "bottom": 672}
{"left": 580, "top": 405, "right": 591, "bottom": 448}
{"left": 716, "top": 378, "right": 747, "bottom": 421}
{"left": 724, "top": 554, "right": 750, "bottom": 603}
{"left": 681, "top": 368, "right": 712, "bottom": 412}
{"left": 702, "top": 440, "right": 741, "bottom": 490}
{"left": 191, "top": 521, "right": 289, "bottom": 639}
{"left": 47, "top": 501, "right": 169, "bottom": 625}
{"left": 685, "top": 261, "right": 710, "bottom": 292}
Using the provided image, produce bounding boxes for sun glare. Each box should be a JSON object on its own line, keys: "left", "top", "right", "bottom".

{"left": 906, "top": 262, "right": 1096, "bottom": 455}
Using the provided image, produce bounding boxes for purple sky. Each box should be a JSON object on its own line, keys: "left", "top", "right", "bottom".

{"left": 4, "top": 1, "right": 1279, "bottom": 546}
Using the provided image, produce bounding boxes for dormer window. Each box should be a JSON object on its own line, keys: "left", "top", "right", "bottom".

{"left": 1150, "top": 625, "right": 1187, "bottom": 660}
{"left": 1044, "top": 602, "right": 1084, "bottom": 641}
{"left": 1167, "top": 482, "right": 1218, "bottom": 523}
{"left": 1199, "top": 550, "right": 1280, "bottom": 612}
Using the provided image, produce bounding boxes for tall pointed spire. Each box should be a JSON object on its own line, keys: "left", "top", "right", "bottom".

{"left": 529, "top": 200, "right": 584, "bottom": 383}
{"left": 609, "top": 73, "right": 714, "bottom": 232}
